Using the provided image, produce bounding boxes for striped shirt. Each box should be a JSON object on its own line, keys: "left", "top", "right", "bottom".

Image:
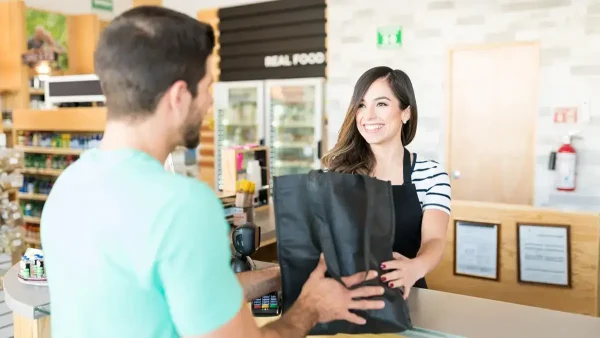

{"left": 411, "top": 154, "right": 451, "bottom": 215}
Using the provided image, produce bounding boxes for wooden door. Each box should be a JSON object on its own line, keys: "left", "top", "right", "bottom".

{"left": 447, "top": 43, "right": 539, "bottom": 205}
{"left": 133, "top": 0, "right": 163, "bottom": 6}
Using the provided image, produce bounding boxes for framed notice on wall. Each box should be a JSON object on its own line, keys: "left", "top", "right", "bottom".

{"left": 453, "top": 220, "right": 500, "bottom": 280}
{"left": 517, "top": 223, "right": 571, "bottom": 287}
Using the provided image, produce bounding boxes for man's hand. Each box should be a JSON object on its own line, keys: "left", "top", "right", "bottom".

{"left": 195, "top": 256, "right": 385, "bottom": 338}
{"left": 298, "top": 254, "right": 385, "bottom": 325}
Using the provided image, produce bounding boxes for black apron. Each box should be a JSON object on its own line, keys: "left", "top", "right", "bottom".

{"left": 392, "top": 148, "right": 427, "bottom": 289}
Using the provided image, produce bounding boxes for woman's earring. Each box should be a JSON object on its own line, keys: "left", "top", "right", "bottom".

{"left": 402, "top": 120, "right": 407, "bottom": 125}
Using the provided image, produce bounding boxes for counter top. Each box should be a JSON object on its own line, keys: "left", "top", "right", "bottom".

{"left": 5, "top": 257, "right": 600, "bottom": 337}
{"left": 256, "top": 288, "right": 600, "bottom": 338}
{"left": 406, "top": 288, "right": 600, "bottom": 337}
{"left": 3, "top": 264, "right": 49, "bottom": 320}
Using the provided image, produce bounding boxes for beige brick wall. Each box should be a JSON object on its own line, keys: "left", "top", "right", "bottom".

{"left": 326, "top": 0, "right": 600, "bottom": 211}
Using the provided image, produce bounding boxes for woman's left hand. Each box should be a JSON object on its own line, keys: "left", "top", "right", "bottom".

{"left": 380, "top": 252, "right": 426, "bottom": 299}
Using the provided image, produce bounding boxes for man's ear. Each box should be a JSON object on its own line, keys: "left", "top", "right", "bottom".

{"left": 166, "top": 80, "right": 191, "bottom": 118}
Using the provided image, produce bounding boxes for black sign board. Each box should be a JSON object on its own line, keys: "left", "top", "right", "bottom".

{"left": 217, "top": 0, "right": 327, "bottom": 81}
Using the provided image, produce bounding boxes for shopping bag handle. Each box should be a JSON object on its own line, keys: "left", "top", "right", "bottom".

{"left": 307, "top": 170, "right": 373, "bottom": 284}
{"left": 308, "top": 170, "right": 342, "bottom": 282}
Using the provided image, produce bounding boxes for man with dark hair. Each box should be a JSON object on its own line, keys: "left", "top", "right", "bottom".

{"left": 41, "top": 6, "right": 384, "bottom": 338}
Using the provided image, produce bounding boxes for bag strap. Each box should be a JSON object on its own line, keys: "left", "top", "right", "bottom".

{"left": 361, "top": 175, "right": 376, "bottom": 279}
{"left": 308, "top": 170, "right": 343, "bottom": 281}
{"left": 307, "top": 171, "right": 381, "bottom": 284}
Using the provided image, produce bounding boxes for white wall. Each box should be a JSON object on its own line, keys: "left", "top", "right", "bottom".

{"left": 327, "top": 0, "right": 600, "bottom": 211}
{"left": 162, "top": 0, "right": 272, "bottom": 17}
{"left": 24, "top": 0, "right": 132, "bottom": 20}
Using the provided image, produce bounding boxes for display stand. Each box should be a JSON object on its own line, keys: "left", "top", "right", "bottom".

{"left": 12, "top": 107, "right": 106, "bottom": 248}
{"left": 221, "top": 146, "right": 270, "bottom": 207}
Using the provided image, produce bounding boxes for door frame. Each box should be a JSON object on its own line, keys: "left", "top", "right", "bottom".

{"left": 445, "top": 41, "right": 540, "bottom": 205}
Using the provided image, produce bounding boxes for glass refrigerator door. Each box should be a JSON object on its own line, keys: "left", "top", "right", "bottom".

{"left": 267, "top": 78, "right": 324, "bottom": 179}
{"left": 214, "top": 81, "right": 265, "bottom": 190}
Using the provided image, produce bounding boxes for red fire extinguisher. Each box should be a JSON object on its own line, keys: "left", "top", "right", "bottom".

{"left": 555, "top": 133, "right": 578, "bottom": 192}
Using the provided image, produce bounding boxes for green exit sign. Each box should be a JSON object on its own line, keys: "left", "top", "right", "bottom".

{"left": 377, "top": 26, "right": 402, "bottom": 49}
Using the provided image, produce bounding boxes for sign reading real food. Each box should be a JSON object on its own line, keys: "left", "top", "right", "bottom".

{"left": 264, "top": 52, "right": 326, "bottom": 68}
{"left": 218, "top": 0, "right": 327, "bottom": 81}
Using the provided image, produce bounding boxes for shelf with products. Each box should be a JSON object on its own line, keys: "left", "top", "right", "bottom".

{"left": 221, "top": 146, "right": 270, "bottom": 208}
{"left": 21, "top": 200, "right": 44, "bottom": 220}
{"left": 20, "top": 175, "right": 55, "bottom": 197}
{"left": 28, "top": 76, "right": 47, "bottom": 109}
{"left": 21, "top": 198, "right": 44, "bottom": 246}
{"left": 0, "top": 146, "right": 29, "bottom": 258}
{"left": 12, "top": 108, "right": 106, "bottom": 248}
{"left": 16, "top": 133, "right": 96, "bottom": 181}
{"left": 18, "top": 193, "right": 48, "bottom": 202}
{"left": 15, "top": 131, "right": 103, "bottom": 151}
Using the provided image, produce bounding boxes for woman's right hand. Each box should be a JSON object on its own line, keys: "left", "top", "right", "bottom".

{"left": 298, "top": 254, "right": 385, "bottom": 325}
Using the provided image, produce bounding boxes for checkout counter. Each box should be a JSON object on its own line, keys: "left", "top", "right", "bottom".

{"left": 4, "top": 205, "right": 600, "bottom": 337}
{"left": 4, "top": 259, "right": 600, "bottom": 338}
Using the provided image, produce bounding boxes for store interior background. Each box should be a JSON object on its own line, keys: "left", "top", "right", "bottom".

{"left": 17, "top": 0, "right": 600, "bottom": 211}
{"left": 2, "top": 0, "right": 600, "bottom": 337}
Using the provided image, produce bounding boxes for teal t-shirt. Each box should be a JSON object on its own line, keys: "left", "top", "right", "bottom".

{"left": 40, "top": 148, "right": 243, "bottom": 338}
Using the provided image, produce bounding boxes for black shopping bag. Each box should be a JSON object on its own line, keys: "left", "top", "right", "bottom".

{"left": 274, "top": 170, "right": 412, "bottom": 335}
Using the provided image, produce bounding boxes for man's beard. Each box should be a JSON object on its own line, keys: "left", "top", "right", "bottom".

{"left": 181, "top": 107, "right": 203, "bottom": 149}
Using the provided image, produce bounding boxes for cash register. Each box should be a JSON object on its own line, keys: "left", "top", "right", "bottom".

{"left": 230, "top": 220, "right": 282, "bottom": 317}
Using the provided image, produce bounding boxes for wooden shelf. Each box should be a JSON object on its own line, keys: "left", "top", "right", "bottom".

{"left": 22, "top": 168, "right": 63, "bottom": 176}
{"left": 13, "top": 107, "right": 107, "bottom": 132}
{"left": 15, "top": 146, "right": 84, "bottom": 155}
{"left": 23, "top": 216, "right": 41, "bottom": 224}
{"left": 18, "top": 193, "right": 48, "bottom": 201}
{"left": 24, "top": 235, "right": 41, "bottom": 246}
{"left": 15, "top": 146, "right": 85, "bottom": 155}
{"left": 29, "top": 88, "right": 44, "bottom": 96}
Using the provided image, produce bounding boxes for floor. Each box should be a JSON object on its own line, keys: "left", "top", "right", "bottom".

{"left": 0, "top": 253, "right": 14, "bottom": 338}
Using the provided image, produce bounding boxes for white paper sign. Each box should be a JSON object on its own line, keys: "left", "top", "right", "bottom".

{"left": 518, "top": 224, "right": 569, "bottom": 286}
{"left": 455, "top": 221, "right": 498, "bottom": 279}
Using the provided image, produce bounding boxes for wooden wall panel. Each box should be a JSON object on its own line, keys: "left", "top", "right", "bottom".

{"left": 0, "top": 0, "right": 29, "bottom": 109}
{"left": 197, "top": 8, "right": 219, "bottom": 188}
{"left": 13, "top": 313, "right": 51, "bottom": 338}
{"left": 67, "top": 14, "right": 101, "bottom": 74}
{"left": 132, "top": 0, "right": 162, "bottom": 7}
{"left": 13, "top": 107, "right": 107, "bottom": 132}
{"left": 427, "top": 200, "right": 600, "bottom": 317}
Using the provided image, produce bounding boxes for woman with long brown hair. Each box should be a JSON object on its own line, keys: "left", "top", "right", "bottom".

{"left": 322, "top": 66, "right": 451, "bottom": 299}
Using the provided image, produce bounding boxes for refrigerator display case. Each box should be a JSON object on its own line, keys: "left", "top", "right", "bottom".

{"left": 266, "top": 78, "right": 324, "bottom": 181}
{"left": 213, "top": 81, "right": 265, "bottom": 191}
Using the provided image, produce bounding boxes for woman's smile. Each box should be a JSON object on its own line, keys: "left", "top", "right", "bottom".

{"left": 363, "top": 123, "right": 385, "bottom": 133}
